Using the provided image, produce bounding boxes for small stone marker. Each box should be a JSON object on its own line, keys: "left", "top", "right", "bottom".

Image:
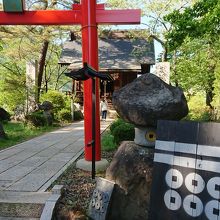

{"left": 26, "top": 60, "right": 38, "bottom": 113}
{"left": 149, "top": 120, "right": 220, "bottom": 220}
{"left": 88, "top": 177, "right": 115, "bottom": 220}
{"left": 155, "top": 62, "right": 170, "bottom": 84}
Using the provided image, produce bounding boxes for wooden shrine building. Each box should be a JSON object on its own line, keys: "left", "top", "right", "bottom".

{"left": 59, "top": 30, "right": 155, "bottom": 102}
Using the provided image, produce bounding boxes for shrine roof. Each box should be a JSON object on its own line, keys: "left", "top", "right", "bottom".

{"left": 59, "top": 31, "right": 155, "bottom": 71}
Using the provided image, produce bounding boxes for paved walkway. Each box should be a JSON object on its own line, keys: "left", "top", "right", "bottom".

{"left": 0, "top": 120, "right": 111, "bottom": 193}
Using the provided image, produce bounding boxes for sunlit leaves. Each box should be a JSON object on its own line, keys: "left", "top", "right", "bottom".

{"left": 165, "top": 0, "right": 220, "bottom": 50}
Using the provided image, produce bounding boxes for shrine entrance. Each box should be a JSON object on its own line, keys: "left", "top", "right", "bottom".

{"left": 0, "top": 0, "right": 140, "bottom": 173}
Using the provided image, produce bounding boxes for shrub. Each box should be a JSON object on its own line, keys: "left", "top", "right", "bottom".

{"left": 101, "top": 131, "right": 117, "bottom": 151}
{"left": 109, "top": 118, "right": 125, "bottom": 133}
{"left": 40, "top": 90, "right": 65, "bottom": 115}
{"left": 73, "top": 110, "right": 84, "bottom": 121}
{"left": 58, "top": 109, "right": 72, "bottom": 122}
{"left": 112, "top": 122, "right": 135, "bottom": 145}
{"left": 25, "top": 111, "right": 47, "bottom": 127}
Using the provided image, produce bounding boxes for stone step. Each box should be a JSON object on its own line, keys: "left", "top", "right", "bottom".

{"left": 0, "top": 191, "right": 51, "bottom": 219}
{"left": 0, "top": 191, "right": 52, "bottom": 204}
{"left": 0, "top": 217, "right": 39, "bottom": 220}
{"left": 0, "top": 203, "right": 44, "bottom": 219}
{"left": 0, "top": 185, "right": 63, "bottom": 220}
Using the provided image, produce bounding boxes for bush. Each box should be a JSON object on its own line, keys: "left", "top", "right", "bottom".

{"left": 25, "top": 111, "right": 47, "bottom": 127}
{"left": 73, "top": 110, "right": 84, "bottom": 121}
{"left": 40, "top": 90, "right": 65, "bottom": 116}
{"left": 112, "top": 122, "right": 135, "bottom": 145}
{"left": 58, "top": 109, "right": 72, "bottom": 122}
{"left": 109, "top": 118, "right": 125, "bottom": 133}
{"left": 101, "top": 131, "right": 117, "bottom": 151}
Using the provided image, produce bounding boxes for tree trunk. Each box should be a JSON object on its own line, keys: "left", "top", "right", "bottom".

{"left": 172, "top": 50, "right": 179, "bottom": 87}
{"left": 206, "top": 90, "right": 213, "bottom": 109}
{"left": 149, "top": 34, "right": 168, "bottom": 61}
{"left": 37, "top": 40, "right": 49, "bottom": 103}
{"left": 206, "top": 43, "right": 216, "bottom": 109}
{"left": 162, "top": 46, "right": 168, "bottom": 62}
{"left": 206, "top": 76, "right": 215, "bottom": 109}
{"left": 0, "top": 123, "right": 6, "bottom": 139}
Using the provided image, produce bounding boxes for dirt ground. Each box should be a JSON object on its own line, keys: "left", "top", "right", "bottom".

{"left": 52, "top": 150, "right": 116, "bottom": 220}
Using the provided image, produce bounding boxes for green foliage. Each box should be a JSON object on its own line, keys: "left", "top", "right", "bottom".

{"left": 58, "top": 109, "right": 72, "bottom": 122}
{"left": 109, "top": 118, "right": 125, "bottom": 133}
{"left": 40, "top": 90, "right": 65, "bottom": 115}
{"left": 184, "top": 108, "right": 212, "bottom": 122}
{"left": 165, "top": 0, "right": 220, "bottom": 50}
{"left": 0, "top": 50, "right": 26, "bottom": 112}
{"left": 73, "top": 110, "right": 84, "bottom": 121}
{"left": 183, "top": 93, "right": 212, "bottom": 121}
{"left": 25, "top": 111, "right": 47, "bottom": 127}
{"left": 109, "top": 118, "right": 135, "bottom": 144}
{"left": 170, "top": 38, "right": 218, "bottom": 96}
{"left": 63, "top": 96, "right": 71, "bottom": 111}
{"left": 212, "top": 62, "right": 220, "bottom": 120}
{"left": 112, "top": 122, "right": 135, "bottom": 145}
{"left": 101, "top": 131, "right": 117, "bottom": 151}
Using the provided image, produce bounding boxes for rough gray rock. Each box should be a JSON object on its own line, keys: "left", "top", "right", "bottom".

{"left": 39, "top": 101, "right": 53, "bottom": 111}
{"left": 0, "top": 107, "right": 10, "bottom": 121}
{"left": 43, "top": 111, "right": 53, "bottom": 126}
{"left": 106, "top": 141, "right": 154, "bottom": 220}
{"left": 39, "top": 101, "right": 53, "bottom": 126}
{"left": 0, "top": 123, "right": 6, "bottom": 139}
{"left": 112, "top": 73, "right": 188, "bottom": 127}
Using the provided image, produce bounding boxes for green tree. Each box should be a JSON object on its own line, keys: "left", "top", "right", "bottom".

{"left": 0, "top": 38, "right": 27, "bottom": 112}
{"left": 165, "top": 0, "right": 220, "bottom": 50}
{"left": 0, "top": 0, "right": 76, "bottom": 105}
{"left": 171, "top": 38, "right": 218, "bottom": 102}
{"left": 165, "top": 0, "right": 220, "bottom": 108}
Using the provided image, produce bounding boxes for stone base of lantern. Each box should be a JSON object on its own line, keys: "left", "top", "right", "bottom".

{"left": 76, "top": 158, "right": 109, "bottom": 172}
{"left": 134, "top": 126, "right": 156, "bottom": 147}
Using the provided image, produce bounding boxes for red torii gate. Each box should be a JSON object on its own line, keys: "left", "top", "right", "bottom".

{"left": 0, "top": 0, "right": 140, "bottom": 162}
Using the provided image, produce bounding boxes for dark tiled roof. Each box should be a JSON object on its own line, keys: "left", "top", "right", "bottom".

{"left": 59, "top": 33, "right": 155, "bottom": 71}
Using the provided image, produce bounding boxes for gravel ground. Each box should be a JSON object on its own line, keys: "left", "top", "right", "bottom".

{"left": 52, "top": 150, "right": 116, "bottom": 220}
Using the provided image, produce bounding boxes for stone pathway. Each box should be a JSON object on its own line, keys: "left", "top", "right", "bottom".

{"left": 0, "top": 120, "right": 111, "bottom": 193}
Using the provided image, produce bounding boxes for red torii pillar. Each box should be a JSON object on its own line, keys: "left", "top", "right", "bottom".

{"left": 0, "top": 1, "right": 140, "bottom": 162}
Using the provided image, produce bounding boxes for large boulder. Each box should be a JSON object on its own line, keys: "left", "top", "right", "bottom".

{"left": 106, "top": 141, "right": 154, "bottom": 220}
{"left": 39, "top": 101, "right": 53, "bottom": 111}
{"left": 0, "top": 108, "right": 10, "bottom": 121}
{"left": 112, "top": 73, "right": 188, "bottom": 127}
{"left": 0, "top": 123, "right": 6, "bottom": 139}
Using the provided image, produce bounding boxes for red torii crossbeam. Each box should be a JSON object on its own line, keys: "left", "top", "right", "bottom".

{"left": 0, "top": 0, "right": 140, "bottom": 162}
